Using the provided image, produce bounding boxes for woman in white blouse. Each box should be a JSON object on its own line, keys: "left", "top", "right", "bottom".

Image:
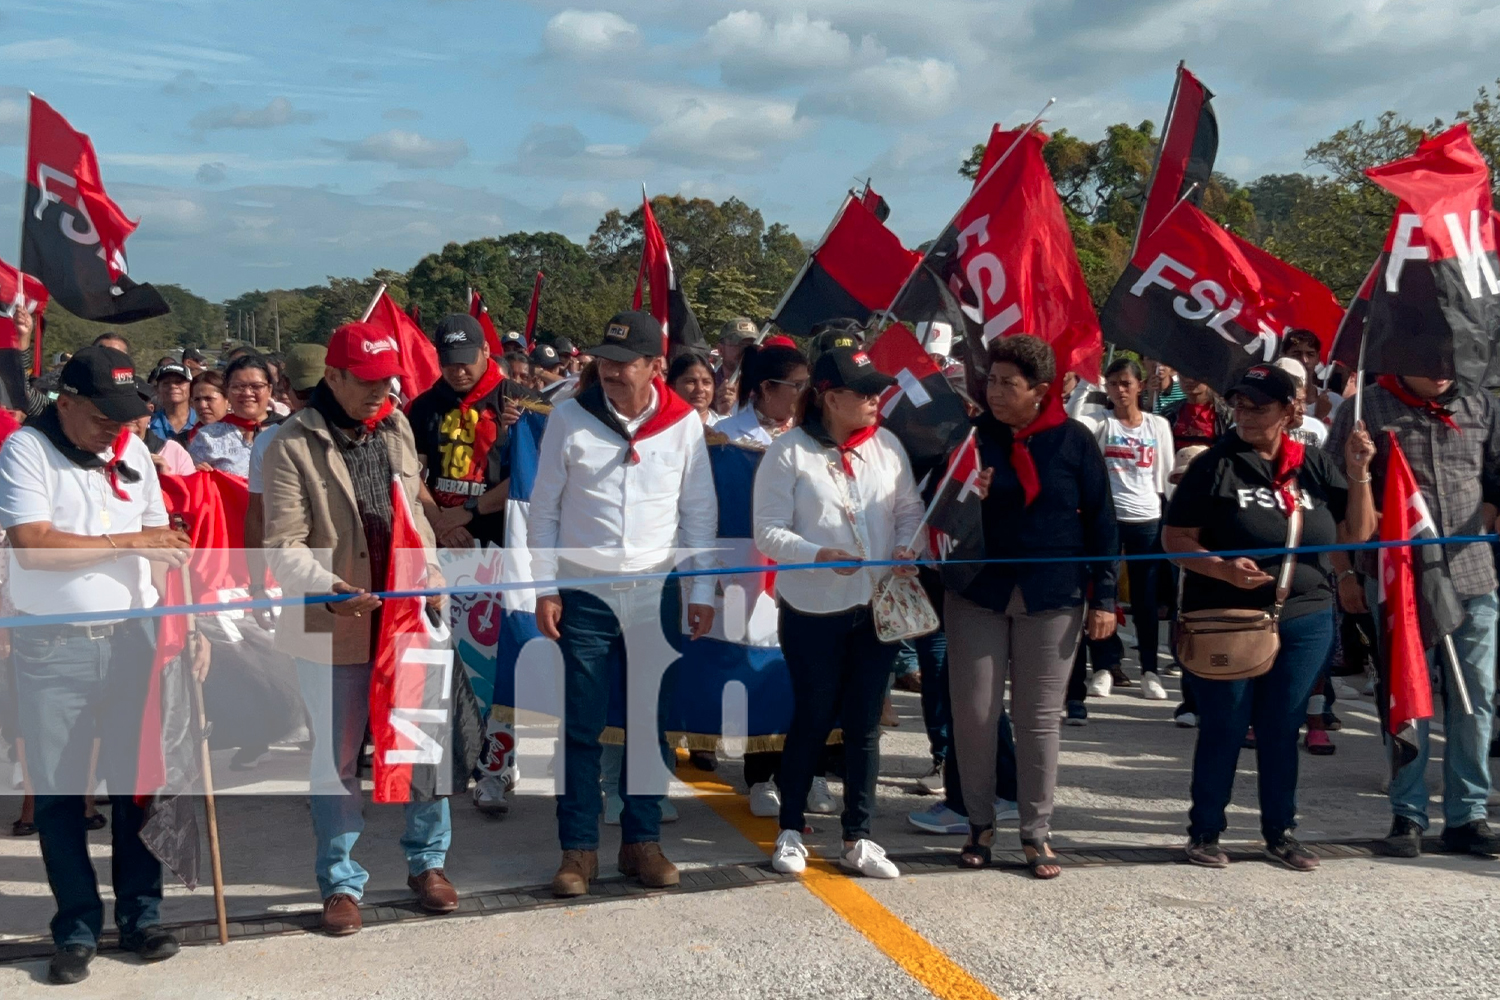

{"left": 188, "top": 355, "right": 279, "bottom": 477}
{"left": 715, "top": 343, "right": 809, "bottom": 446}
{"left": 752, "top": 347, "right": 923, "bottom": 880}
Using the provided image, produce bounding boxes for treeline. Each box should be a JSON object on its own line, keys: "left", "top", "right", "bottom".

{"left": 40, "top": 79, "right": 1500, "bottom": 364}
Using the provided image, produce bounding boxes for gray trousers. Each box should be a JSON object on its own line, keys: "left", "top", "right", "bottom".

{"left": 946, "top": 590, "right": 1083, "bottom": 840}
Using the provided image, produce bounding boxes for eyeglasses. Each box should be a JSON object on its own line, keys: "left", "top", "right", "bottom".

{"left": 767, "top": 378, "right": 809, "bottom": 392}
{"left": 228, "top": 382, "right": 270, "bottom": 394}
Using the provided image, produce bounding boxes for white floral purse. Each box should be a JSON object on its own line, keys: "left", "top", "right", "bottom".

{"left": 825, "top": 457, "right": 939, "bottom": 643}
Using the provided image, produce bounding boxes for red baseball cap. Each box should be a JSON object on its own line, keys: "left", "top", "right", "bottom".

{"left": 326, "top": 322, "right": 403, "bottom": 380}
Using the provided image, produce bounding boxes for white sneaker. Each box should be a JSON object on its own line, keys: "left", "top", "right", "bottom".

{"left": 807, "top": 776, "right": 839, "bottom": 814}
{"left": 916, "top": 760, "right": 945, "bottom": 796}
{"left": 1175, "top": 711, "right": 1199, "bottom": 728}
{"left": 840, "top": 839, "right": 899, "bottom": 879}
{"left": 771, "top": 829, "right": 808, "bottom": 874}
{"left": 993, "top": 797, "right": 1020, "bottom": 823}
{"left": 1087, "top": 670, "right": 1113, "bottom": 698}
{"left": 472, "top": 774, "right": 511, "bottom": 816}
{"left": 1141, "top": 672, "right": 1169, "bottom": 700}
{"left": 748, "top": 781, "right": 781, "bottom": 818}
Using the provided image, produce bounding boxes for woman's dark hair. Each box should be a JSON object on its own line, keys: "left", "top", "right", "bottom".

{"left": 667, "top": 352, "right": 714, "bottom": 385}
{"left": 739, "top": 344, "right": 808, "bottom": 406}
{"left": 224, "top": 354, "right": 273, "bottom": 389}
{"left": 191, "top": 369, "right": 226, "bottom": 395}
{"left": 1104, "top": 357, "right": 1144, "bottom": 382}
{"left": 986, "top": 335, "right": 1056, "bottom": 386}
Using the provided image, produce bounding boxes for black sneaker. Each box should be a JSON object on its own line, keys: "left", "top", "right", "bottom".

{"left": 1320, "top": 710, "right": 1342, "bottom": 732}
{"left": 1064, "top": 701, "right": 1088, "bottom": 727}
{"left": 47, "top": 945, "right": 94, "bottom": 984}
{"left": 1185, "top": 835, "right": 1229, "bottom": 868}
{"left": 121, "top": 926, "right": 181, "bottom": 962}
{"left": 1384, "top": 816, "right": 1423, "bottom": 858}
{"left": 1440, "top": 819, "right": 1500, "bottom": 856}
{"left": 1265, "top": 834, "right": 1319, "bottom": 872}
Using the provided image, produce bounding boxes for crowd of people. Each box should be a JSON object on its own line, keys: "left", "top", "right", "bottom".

{"left": 0, "top": 300, "right": 1496, "bottom": 985}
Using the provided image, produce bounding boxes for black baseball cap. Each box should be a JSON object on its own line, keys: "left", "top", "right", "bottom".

{"left": 182, "top": 347, "right": 206, "bottom": 363}
{"left": 531, "top": 343, "right": 563, "bottom": 369}
{"left": 1227, "top": 364, "right": 1297, "bottom": 407}
{"left": 150, "top": 361, "right": 190, "bottom": 384}
{"left": 593, "top": 310, "right": 663, "bottom": 362}
{"left": 435, "top": 314, "right": 486, "bottom": 365}
{"left": 810, "top": 317, "right": 865, "bottom": 344}
{"left": 813, "top": 346, "right": 896, "bottom": 396}
{"left": 553, "top": 336, "right": 579, "bottom": 358}
{"left": 59, "top": 346, "right": 150, "bottom": 422}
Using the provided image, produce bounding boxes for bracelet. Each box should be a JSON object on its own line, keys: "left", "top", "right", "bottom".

{"left": 1350, "top": 473, "right": 1372, "bottom": 484}
{"left": 1337, "top": 569, "right": 1357, "bottom": 582}
{"left": 104, "top": 534, "right": 117, "bottom": 549}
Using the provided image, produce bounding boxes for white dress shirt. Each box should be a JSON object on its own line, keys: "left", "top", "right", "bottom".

{"left": 528, "top": 388, "right": 719, "bottom": 603}
{"left": 753, "top": 425, "right": 924, "bottom": 614}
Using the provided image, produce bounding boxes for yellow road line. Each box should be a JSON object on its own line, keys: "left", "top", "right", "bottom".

{"left": 676, "top": 763, "right": 1001, "bottom": 1000}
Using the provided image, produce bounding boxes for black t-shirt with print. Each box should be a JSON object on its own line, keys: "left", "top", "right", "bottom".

{"left": 407, "top": 376, "right": 538, "bottom": 546}
{"left": 1166, "top": 434, "right": 1348, "bottom": 620}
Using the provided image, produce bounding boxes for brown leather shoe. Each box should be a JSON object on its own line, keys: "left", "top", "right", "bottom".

{"left": 407, "top": 868, "right": 459, "bottom": 913}
{"left": 618, "top": 841, "right": 679, "bottom": 888}
{"left": 551, "top": 849, "right": 598, "bottom": 898}
{"left": 321, "top": 893, "right": 362, "bottom": 936}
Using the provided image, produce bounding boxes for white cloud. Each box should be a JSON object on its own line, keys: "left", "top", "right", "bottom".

{"left": 191, "top": 97, "right": 321, "bottom": 132}
{"left": 593, "top": 82, "right": 812, "bottom": 167}
{"left": 161, "top": 69, "right": 214, "bottom": 96}
{"left": 505, "top": 122, "right": 651, "bottom": 179}
{"left": 706, "top": 11, "right": 872, "bottom": 88}
{"left": 800, "top": 56, "right": 959, "bottom": 123}
{"left": 382, "top": 107, "right": 423, "bottom": 121}
{"left": 333, "top": 129, "right": 469, "bottom": 169}
{"left": 0, "top": 87, "right": 26, "bottom": 147}
{"left": 196, "top": 162, "right": 227, "bottom": 185}
{"left": 542, "top": 9, "right": 641, "bottom": 58}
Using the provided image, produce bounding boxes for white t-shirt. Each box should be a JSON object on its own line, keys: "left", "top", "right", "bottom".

{"left": 246, "top": 422, "right": 282, "bottom": 494}
{"left": 1096, "top": 415, "right": 1167, "bottom": 522}
{"left": 0, "top": 427, "right": 167, "bottom": 615}
{"left": 1289, "top": 415, "right": 1328, "bottom": 448}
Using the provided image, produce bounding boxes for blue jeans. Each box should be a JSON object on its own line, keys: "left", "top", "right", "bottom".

{"left": 296, "top": 660, "right": 451, "bottom": 900}
{"left": 1188, "top": 610, "right": 1334, "bottom": 841}
{"left": 554, "top": 578, "right": 681, "bottom": 851}
{"left": 1388, "top": 592, "right": 1498, "bottom": 829}
{"left": 12, "top": 624, "right": 163, "bottom": 948}
{"left": 913, "top": 630, "right": 950, "bottom": 760}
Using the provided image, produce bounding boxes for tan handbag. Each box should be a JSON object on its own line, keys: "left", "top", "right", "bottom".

{"left": 1176, "top": 500, "right": 1302, "bottom": 682}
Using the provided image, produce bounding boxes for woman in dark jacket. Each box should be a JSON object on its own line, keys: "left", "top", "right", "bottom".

{"left": 1164, "top": 364, "right": 1374, "bottom": 871}
{"left": 945, "top": 335, "right": 1118, "bottom": 878}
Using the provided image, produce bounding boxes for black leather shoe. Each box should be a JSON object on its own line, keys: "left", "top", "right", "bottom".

{"left": 1384, "top": 816, "right": 1423, "bottom": 858}
{"left": 121, "top": 926, "right": 181, "bottom": 962}
{"left": 1441, "top": 819, "right": 1500, "bottom": 856}
{"left": 47, "top": 945, "right": 94, "bottom": 984}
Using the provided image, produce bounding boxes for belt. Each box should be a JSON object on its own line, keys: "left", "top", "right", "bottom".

{"left": 18, "top": 621, "right": 116, "bottom": 640}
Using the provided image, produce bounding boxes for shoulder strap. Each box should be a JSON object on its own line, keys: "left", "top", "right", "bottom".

{"left": 1272, "top": 495, "right": 1304, "bottom": 617}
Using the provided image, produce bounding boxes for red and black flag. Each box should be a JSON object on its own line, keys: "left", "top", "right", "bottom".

{"left": 633, "top": 191, "right": 707, "bottom": 358}
{"left": 771, "top": 191, "right": 921, "bottom": 338}
{"left": 21, "top": 95, "right": 169, "bottom": 325}
{"left": 1100, "top": 201, "right": 1343, "bottom": 393}
{"left": 0, "top": 256, "right": 46, "bottom": 406}
{"left": 1377, "top": 434, "right": 1453, "bottom": 766}
{"left": 370, "top": 478, "right": 485, "bottom": 803}
{"left": 925, "top": 429, "right": 985, "bottom": 593}
{"left": 1359, "top": 124, "right": 1500, "bottom": 395}
{"left": 860, "top": 182, "right": 891, "bottom": 224}
{"left": 1136, "top": 64, "right": 1218, "bottom": 246}
{"left": 523, "top": 270, "right": 544, "bottom": 350}
{"left": 866, "top": 321, "right": 971, "bottom": 484}
{"left": 468, "top": 287, "right": 503, "bottom": 355}
{"left": 1327, "top": 259, "right": 1379, "bottom": 374}
{"left": 894, "top": 126, "right": 1102, "bottom": 402}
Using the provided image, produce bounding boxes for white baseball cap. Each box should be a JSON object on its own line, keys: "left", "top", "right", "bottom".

{"left": 916, "top": 320, "right": 953, "bottom": 357}
{"left": 1272, "top": 356, "right": 1307, "bottom": 388}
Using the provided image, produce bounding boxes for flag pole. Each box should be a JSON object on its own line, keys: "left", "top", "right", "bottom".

{"left": 1352, "top": 322, "right": 1367, "bottom": 428}
{"left": 877, "top": 97, "right": 1056, "bottom": 327}
{"left": 1131, "top": 61, "right": 1187, "bottom": 259}
{"left": 1442, "top": 636, "right": 1475, "bottom": 716}
{"left": 179, "top": 563, "right": 229, "bottom": 945}
{"left": 359, "top": 283, "right": 387, "bottom": 323}
{"left": 905, "top": 427, "right": 976, "bottom": 552}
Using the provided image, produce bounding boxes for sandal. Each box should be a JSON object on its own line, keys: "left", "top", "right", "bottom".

{"left": 11, "top": 819, "right": 36, "bottom": 837}
{"left": 1021, "top": 837, "right": 1063, "bottom": 880}
{"left": 84, "top": 813, "right": 107, "bottom": 831}
{"left": 959, "top": 824, "right": 993, "bottom": 869}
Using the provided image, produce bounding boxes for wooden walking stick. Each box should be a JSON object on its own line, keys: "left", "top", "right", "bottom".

{"left": 180, "top": 563, "right": 230, "bottom": 945}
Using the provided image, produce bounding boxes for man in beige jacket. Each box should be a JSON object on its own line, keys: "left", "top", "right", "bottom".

{"left": 261, "top": 321, "right": 456, "bottom": 937}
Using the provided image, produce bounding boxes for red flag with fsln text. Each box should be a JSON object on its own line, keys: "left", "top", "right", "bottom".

{"left": 1378, "top": 434, "right": 1436, "bottom": 766}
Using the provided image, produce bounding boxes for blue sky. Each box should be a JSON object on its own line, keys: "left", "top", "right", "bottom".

{"left": 1, "top": 0, "right": 1496, "bottom": 301}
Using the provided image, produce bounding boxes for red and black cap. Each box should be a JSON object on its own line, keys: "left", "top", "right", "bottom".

{"left": 59, "top": 346, "right": 150, "bottom": 422}
{"left": 813, "top": 346, "right": 896, "bottom": 396}
{"left": 1226, "top": 364, "right": 1297, "bottom": 407}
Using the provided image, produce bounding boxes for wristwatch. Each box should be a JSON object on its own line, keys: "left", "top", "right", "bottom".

{"left": 463, "top": 495, "right": 481, "bottom": 514}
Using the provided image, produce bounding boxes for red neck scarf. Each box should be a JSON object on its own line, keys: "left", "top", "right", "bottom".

{"left": 833, "top": 424, "right": 880, "bottom": 476}
{"left": 1377, "top": 374, "right": 1460, "bottom": 431}
{"left": 458, "top": 360, "right": 505, "bottom": 413}
{"left": 1009, "top": 392, "right": 1069, "bottom": 505}
{"left": 220, "top": 411, "right": 269, "bottom": 434}
{"left": 621, "top": 380, "right": 693, "bottom": 464}
{"left": 105, "top": 427, "right": 134, "bottom": 501}
{"left": 1268, "top": 433, "right": 1305, "bottom": 515}
{"left": 362, "top": 398, "right": 396, "bottom": 434}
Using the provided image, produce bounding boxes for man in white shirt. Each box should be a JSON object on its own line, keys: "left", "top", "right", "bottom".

{"left": 1272, "top": 356, "right": 1329, "bottom": 448}
{"left": 0, "top": 347, "right": 193, "bottom": 984}
{"left": 528, "top": 310, "right": 718, "bottom": 898}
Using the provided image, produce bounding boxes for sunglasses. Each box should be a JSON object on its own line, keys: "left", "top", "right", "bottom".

{"left": 766, "top": 378, "right": 809, "bottom": 392}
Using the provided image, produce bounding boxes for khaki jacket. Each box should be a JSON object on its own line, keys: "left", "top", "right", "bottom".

{"left": 261, "top": 404, "right": 439, "bottom": 664}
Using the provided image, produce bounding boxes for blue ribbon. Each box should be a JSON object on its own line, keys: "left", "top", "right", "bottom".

{"left": 0, "top": 533, "right": 1490, "bottom": 631}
